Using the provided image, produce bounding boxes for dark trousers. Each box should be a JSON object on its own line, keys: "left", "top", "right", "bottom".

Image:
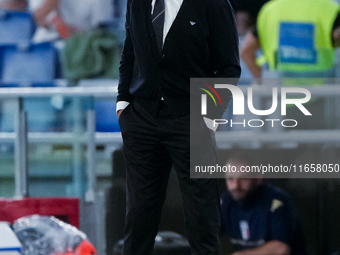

{"left": 119, "top": 100, "right": 221, "bottom": 255}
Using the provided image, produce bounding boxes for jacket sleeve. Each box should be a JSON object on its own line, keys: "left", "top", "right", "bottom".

{"left": 117, "top": 0, "right": 135, "bottom": 103}
{"left": 206, "top": 0, "right": 241, "bottom": 117}
{"left": 207, "top": 0, "right": 241, "bottom": 79}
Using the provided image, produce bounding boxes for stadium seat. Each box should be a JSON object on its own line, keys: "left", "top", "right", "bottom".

{"left": 0, "top": 10, "right": 35, "bottom": 45}
{"left": 0, "top": 43, "right": 59, "bottom": 132}
{"left": 0, "top": 42, "right": 58, "bottom": 86}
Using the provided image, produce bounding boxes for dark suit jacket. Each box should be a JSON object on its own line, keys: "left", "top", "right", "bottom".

{"left": 118, "top": 0, "right": 241, "bottom": 119}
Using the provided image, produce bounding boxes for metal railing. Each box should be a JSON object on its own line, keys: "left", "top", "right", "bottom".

{"left": 0, "top": 80, "right": 122, "bottom": 201}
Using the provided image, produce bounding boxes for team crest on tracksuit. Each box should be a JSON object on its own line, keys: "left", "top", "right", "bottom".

{"left": 240, "top": 220, "right": 250, "bottom": 240}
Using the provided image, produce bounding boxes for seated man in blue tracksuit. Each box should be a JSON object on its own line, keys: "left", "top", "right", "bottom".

{"left": 220, "top": 154, "right": 308, "bottom": 255}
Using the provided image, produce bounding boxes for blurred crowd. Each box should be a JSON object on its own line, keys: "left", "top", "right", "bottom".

{"left": 0, "top": 0, "right": 125, "bottom": 42}
{"left": 1, "top": 0, "right": 339, "bottom": 79}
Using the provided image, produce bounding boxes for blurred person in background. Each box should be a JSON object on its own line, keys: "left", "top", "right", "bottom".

{"left": 220, "top": 153, "right": 308, "bottom": 255}
{"left": 0, "top": 0, "right": 114, "bottom": 42}
{"left": 227, "top": 0, "right": 270, "bottom": 79}
{"left": 30, "top": 0, "right": 115, "bottom": 41}
{"left": 229, "top": 0, "right": 270, "bottom": 36}
{"left": 240, "top": 0, "right": 340, "bottom": 78}
{"left": 0, "top": 0, "right": 27, "bottom": 10}
{"left": 238, "top": 0, "right": 340, "bottom": 130}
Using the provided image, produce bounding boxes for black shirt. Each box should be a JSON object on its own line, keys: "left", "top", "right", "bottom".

{"left": 221, "top": 183, "right": 308, "bottom": 255}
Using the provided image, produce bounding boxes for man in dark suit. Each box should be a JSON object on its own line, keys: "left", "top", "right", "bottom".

{"left": 116, "top": 0, "right": 241, "bottom": 254}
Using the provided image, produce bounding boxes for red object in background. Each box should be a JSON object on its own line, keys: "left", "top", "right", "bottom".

{"left": 75, "top": 240, "right": 97, "bottom": 255}
{"left": 0, "top": 197, "right": 80, "bottom": 228}
{"left": 58, "top": 240, "right": 97, "bottom": 255}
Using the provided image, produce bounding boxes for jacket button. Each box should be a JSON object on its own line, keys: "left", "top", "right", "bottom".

{"left": 162, "top": 54, "right": 165, "bottom": 57}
